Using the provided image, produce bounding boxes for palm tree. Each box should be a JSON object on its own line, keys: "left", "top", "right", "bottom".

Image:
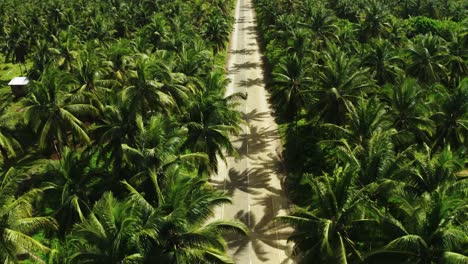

{"left": 40, "top": 147, "right": 106, "bottom": 236}
{"left": 147, "top": 58, "right": 190, "bottom": 112}
{"left": 280, "top": 166, "right": 377, "bottom": 263}
{"left": 365, "top": 182, "right": 468, "bottom": 263}
{"left": 203, "top": 14, "right": 231, "bottom": 53}
{"left": 49, "top": 28, "right": 80, "bottom": 72}
{"left": 431, "top": 78, "right": 468, "bottom": 150}
{"left": 139, "top": 13, "right": 169, "bottom": 52}
{"left": 287, "top": 27, "right": 314, "bottom": 58}
{"left": 29, "top": 40, "right": 54, "bottom": 79}
{"left": 124, "top": 173, "right": 248, "bottom": 264}
{"left": 309, "top": 46, "right": 375, "bottom": 124}
{"left": 84, "top": 16, "right": 115, "bottom": 42}
{"left": 121, "top": 114, "right": 207, "bottom": 199}
{"left": 0, "top": 111, "right": 22, "bottom": 167}
{"left": 174, "top": 39, "right": 212, "bottom": 78}
{"left": 298, "top": 1, "right": 338, "bottom": 48}
{"left": 358, "top": 0, "right": 391, "bottom": 41}
{"left": 446, "top": 31, "right": 468, "bottom": 86}
{"left": 93, "top": 98, "right": 141, "bottom": 174}
{"left": 323, "top": 97, "right": 391, "bottom": 147}
{"left": 406, "top": 34, "right": 450, "bottom": 84}
{"left": 22, "top": 68, "right": 98, "bottom": 157}
{"left": 73, "top": 49, "right": 114, "bottom": 98}
{"left": 102, "top": 39, "right": 135, "bottom": 87}
{"left": 272, "top": 53, "right": 313, "bottom": 125}
{"left": 329, "top": 129, "right": 411, "bottom": 186}
{"left": 0, "top": 167, "right": 57, "bottom": 263}
{"left": 66, "top": 192, "right": 142, "bottom": 263}
{"left": 183, "top": 73, "right": 242, "bottom": 175}
{"left": 407, "top": 145, "right": 464, "bottom": 194}
{"left": 273, "top": 14, "right": 297, "bottom": 44}
{"left": 384, "top": 78, "right": 434, "bottom": 146}
{"left": 2, "top": 17, "right": 30, "bottom": 64}
{"left": 122, "top": 57, "right": 174, "bottom": 121}
{"left": 362, "top": 39, "right": 404, "bottom": 85}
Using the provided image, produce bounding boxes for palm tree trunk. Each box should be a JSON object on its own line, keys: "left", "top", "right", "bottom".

{"left": 54, "top": 139, "right": 62, "bottom": 160}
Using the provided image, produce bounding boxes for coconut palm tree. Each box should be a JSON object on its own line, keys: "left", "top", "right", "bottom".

{"left": 407, "top": 144, "right": 464, "bottom": 194}
{"left": 73, "top": 49, "right": 114, "bottom": 98}
{"left": 280, "top": 166, "right": 377, "bottom": 263}
{"left": 40, "top": 147, "right": 107, "bottom": 236}
{"left": 406, "top": 34, "right": 450, "bottom": 84}
{"left": 365, "top": 181, "right": 468, "bottom": 263}
{"left": 384, "top": 78, "right": 435, "bottom": 147}
{"left": 362, "top": 39, "right": 404, "bottom": 85}
{"left": 174, "top": 39, "right": 212, "bottom": 78}
{"left": 203, "top": 14, "right": 231, "bottom": 53}
{"left": 431, "top": 78, "right": 468, "bottom": 150}
{"left": 329, "top": 129, "right": 411, "bottom": 186}
{"left": 102, "top": 40, "right": 135, "bottom": 87}
{"left": 272, "top": 14, "right": 298, "bottom": 44}
{"left": 121, "top": 114, "right": 207, "bottom": 200}
{"left": 139, "top": 13, "right": 169, "bottom": 52}
{"left": 272, "top": 53, "right": 313, "bottom": 125}
{"left": 0, "top": 167, "right": 57, "bottom": 263}
{"left": 122, "top": 57, "right": 175, "bottom": 121}
{"left": 309, "top": 46, "right": 375, "bottom": 124}
{"left": 93, "top": 98, "right": 142, "bottom": 174}
{"left": 29, "top": 40, "right": 54, "bottom": 79}
{"left": 323, "top": 97, "right": 391, "bottom": 147}
{"left": 123, "top": 173, "right": 248, "bottom": 263}
{"left": 183, "top": 73, "right": 242, "bottom": 175}
{"left": 49, "top": 28, "right": 80, "bottom": 72}
{"left": 446, "top": 31, "right": 468, "bottom": 86}
{"left": 298, "top": 2, "right": 338, "bottom": 48}
{"left": 0, "top": 111, "right": 22, "bottom": 167}
{"left": 65, "top": 192, "right": 142, "bottom": 263}
{"left": 147, "top": 58, "right": 190, "bottom": 112}
{"left": 22, "top": 68, "right": 98, "bottom": 157}
{"left": 358, "top": 0, "right": 391, "bottom": 41}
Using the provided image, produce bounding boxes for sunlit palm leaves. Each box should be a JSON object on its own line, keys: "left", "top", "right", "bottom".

{"left": 66, "top": 192, "right": 142, "bottom": 263}
{"left": 0, "top": 168, "right": 57, "bottom": 263}
{"left": 406, "top": 34, "right": 450, "bottom": 84}
{"left": 203, "top": 15, "right": 231, "bottom": 53}
{"left": 272, "top": 53, "right": 313, "bottom": 123}
{"left": 280, "top": 166, "right": 374, "bottom": 263}
{"left": 0, "top": 111, "right": 22, "bottom": 165}
{"left": 362, "top": 39, "right": 404, "bottom": 84}
{"left": 310, "top": 46, "right": 375, "bottom": 124}
{"left": 22, "top": 68, "right": 98, "bottom": 156}
{"left": 123, "top": 174, "right": 247, "bottom": 263}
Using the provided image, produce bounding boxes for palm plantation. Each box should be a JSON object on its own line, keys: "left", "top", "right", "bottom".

{"left": 254, "top": 0, "right": 468, "bottom": 262}
{"left": 0, "top": 0, "right": 466, "bottom": 262}
{"left": 0, "top": 0, "right": 247, "bottom": 262}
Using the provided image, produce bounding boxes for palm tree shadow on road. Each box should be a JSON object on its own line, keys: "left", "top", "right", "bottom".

{"left": 224, "top": 204, "right": 293, "bottom": 263}
{"left": 238, "top": 77, "right": 263, "bottom": 87}
{"left": 228, "top": 61, "right": 260, "bottom": 74}
{"left": 233, "top": 124, "right": 280, "bottom": 159}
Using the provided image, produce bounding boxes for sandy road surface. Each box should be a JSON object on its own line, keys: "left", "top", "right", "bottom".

{"left": 211, "top": 0, "right": 294, "bottom": 263}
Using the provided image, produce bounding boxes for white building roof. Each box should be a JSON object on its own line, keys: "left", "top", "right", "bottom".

{"left": 8, "top": 77, "right": 29, "bottom": 86}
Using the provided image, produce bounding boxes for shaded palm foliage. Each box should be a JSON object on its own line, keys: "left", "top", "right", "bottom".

{"left": 254, "top": 0, "right": 468, "bottom": 262}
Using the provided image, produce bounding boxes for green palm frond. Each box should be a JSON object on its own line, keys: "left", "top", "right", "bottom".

{"left": 441, "top": 252, "right": 468, "bottom": 264}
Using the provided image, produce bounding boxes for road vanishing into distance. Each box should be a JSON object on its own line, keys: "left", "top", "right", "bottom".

{"left": 212, "top": 0, "right": 294, "bottom": 263}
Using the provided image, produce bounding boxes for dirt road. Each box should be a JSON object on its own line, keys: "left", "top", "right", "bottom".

{"left": 212, "top": 0, "right": 294, "bottom": 263}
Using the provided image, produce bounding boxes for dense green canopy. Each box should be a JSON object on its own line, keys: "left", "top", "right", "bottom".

{"left": 254, "top": 0, "right": 467, "bottom": 262}
{"left": 0, "top": 0, "right": 245, "bottom": 263}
